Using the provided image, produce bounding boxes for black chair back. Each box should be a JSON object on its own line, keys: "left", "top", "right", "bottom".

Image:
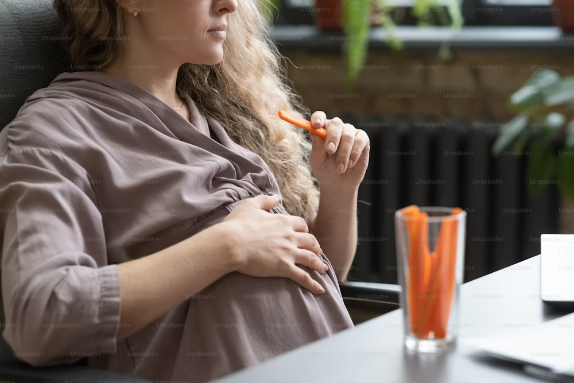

{"left": 0, "top": 0, "right": 72, "bottom": 131}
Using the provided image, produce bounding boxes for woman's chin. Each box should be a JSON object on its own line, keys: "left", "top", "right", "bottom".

{"left": 205, "top": 55, "right": 223, "bottom": 65}
{"left": 188, "top": 48, "right": 223, "bottom": 65}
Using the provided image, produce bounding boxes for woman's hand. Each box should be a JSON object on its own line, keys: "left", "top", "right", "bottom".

{"left": 309, "top": 111, "right": 370, "bottom": 192}
{"left": 222, "top": 194, "right": 329, "bottom": 295}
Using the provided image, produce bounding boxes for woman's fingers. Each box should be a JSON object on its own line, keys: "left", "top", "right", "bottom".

{"left": 287, "top": 215, "right": 309, "bottom": 233}
{"left": 293, "top": 249, "right": 329, "bottom": 274}
{"left": 324, "top": 117, "right": 344, "bottom": 154}
{"left": 294, "top": 232, "right": 322, "bottom": 255}
{"left": 310, "top": 110, "right": 327, "bottom": 130}
{"left": 284, "top": 263, "right": 326, "bottom": 295}
{"left": 347, "top": 129, "right": 369, "bottom": 169}
{"left": 335, "top": 123, "right": 357, "bottom": 173}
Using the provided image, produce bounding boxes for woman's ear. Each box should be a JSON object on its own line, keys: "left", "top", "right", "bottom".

{"left": 118, "top": 0, "right": 140, "bottom": 15}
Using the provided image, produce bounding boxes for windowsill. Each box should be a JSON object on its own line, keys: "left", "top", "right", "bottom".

{"left": 270, "top": 25, "right": 574, "bottom": 51}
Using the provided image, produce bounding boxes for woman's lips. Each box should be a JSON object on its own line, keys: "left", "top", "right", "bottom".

{"left": 208, "top": 30, "right": 226, "bottom": 39}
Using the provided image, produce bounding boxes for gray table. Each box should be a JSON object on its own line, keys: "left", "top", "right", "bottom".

{"left": 214, "top": 255, "right": 571, "bottom": 383}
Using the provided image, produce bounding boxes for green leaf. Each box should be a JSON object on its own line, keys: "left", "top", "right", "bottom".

{"left": 492, "top": 114, "right": 529, "bottom": 156}
{"left": 542, "top": 112, "right": 566, "bottom": 134}
{"left": 510, "top": 86, "right": 544, "bottom": 110}
{"left": 342, "top": 0, "right": 372, "bottom": 90}
{"left": 526, "top": 70, "right": 560, "bottom": 89}
{"left": 527, "top": 140, "right": 556, "bottom": 196}
{"left": 545, "top": 78, "right": 574, "bottom": 106}
{"left": 378, "top": 3, "right": 403, "bottom": 50}
{"left": 412, "top": 0, "right": 432, "bottom": 21}
{"left": 445, "top": 0, "right": 464, "bottom": 30}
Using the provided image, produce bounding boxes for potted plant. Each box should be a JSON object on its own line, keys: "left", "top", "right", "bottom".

{"left": 491, "top": 69, "right": 574, "bottom": 233}
{"left": 314, "top": 0, "right": 383, "bottom": 30}
{"left": 260, "top": 0, "right": 463, "bottom": 91}
{"left": 553, "top": 0, "right": 574, "bottom": 33}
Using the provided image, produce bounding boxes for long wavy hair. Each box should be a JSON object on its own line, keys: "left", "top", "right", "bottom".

{"left": 52, "top": 0, "right": 320, "bottom": 226}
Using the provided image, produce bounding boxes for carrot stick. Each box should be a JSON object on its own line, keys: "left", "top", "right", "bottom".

{"left": 421, "top": 236, "right": 432, "bottom": 306}
{"left": 402, "top": 207, "right": 422, "bottom": 336}
{"left": 425, "top": 208, "right": 461, "bottom": 339}
{"left": 403, "top": 208, "right": 429, "bottom": 338}
{"left": 278, "top": 110, "right": 328, "bottom": 139}
{"left": 422, "top": 245, "right": 441, "bottom": 338}
{"left": 402, "top": 205, "right": 420, "bottom": 215}
{"left": 416, "top": 212, "right": 431, "bottom": 338}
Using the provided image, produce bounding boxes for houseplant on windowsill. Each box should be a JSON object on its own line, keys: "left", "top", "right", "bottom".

{"left": 260, "top": 0, "right": 464, "bottom": 91}
{"left": 553, "top": 0, "right": 574, "bottom": 33}
{"left": 491, "top": 69, "right": 574, "bottom": 233}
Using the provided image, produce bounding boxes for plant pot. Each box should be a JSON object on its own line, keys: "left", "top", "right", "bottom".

{"left": 553, "top": 0, "right": 574, "bottom": 33}
{"left": 314, "top": 0, "right": 382, "bottom": 31}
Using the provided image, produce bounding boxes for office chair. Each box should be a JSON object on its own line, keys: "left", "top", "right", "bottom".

{"left": 0, "top": 0, "right": 400, "bottom": 381}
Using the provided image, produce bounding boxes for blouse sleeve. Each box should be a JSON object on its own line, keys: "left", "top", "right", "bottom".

{"left": 0, "top": 146, "right": 121, "bottom": 366}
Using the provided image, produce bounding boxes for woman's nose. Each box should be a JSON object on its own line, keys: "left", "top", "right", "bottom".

{"left": 215, "top": 0, "right": 238, "bottom": 15}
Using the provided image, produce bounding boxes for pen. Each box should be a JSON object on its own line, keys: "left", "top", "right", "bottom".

{"left": 278, "top": 110, "right": 328, "bottom": 140}
{"left": 523, "top": 364, "right": 574, "bottom": 381}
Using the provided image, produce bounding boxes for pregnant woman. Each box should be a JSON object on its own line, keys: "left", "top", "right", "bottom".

{"left": 0, "top": 0, "right": 371, "bottom": 381}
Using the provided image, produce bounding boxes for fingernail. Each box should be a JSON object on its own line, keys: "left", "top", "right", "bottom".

{"left": 327, "top": 142, "right": 335, "bottom": 152}
{"left": 319, "top": 286, "right": 326, "bottom": 294}
{"left": 337, "top": 163, "right": 344, "bottom": 173}
{"left": 314, "top": 118, "right": 322, "bottom": 126}
{"left": 348, "top": 160, "right": 353, "bottom": 168}
{"left": 323, "top": 265, "right": 329, "bottom": 272}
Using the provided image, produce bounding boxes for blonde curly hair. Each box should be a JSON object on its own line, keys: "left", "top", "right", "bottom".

{"left": 52, "top": 0, "right": 320, "bottom": 226}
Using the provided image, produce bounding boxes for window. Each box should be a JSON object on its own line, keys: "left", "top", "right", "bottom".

{"left": 274, "top": 0, "right": 554, "bottom": 26}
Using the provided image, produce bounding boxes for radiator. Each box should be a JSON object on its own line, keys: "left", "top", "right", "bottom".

{"left": 336, "top": 114, "right": 560, "bottom": 285}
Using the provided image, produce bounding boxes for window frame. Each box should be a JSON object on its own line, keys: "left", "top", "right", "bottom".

{"left": 462, "top": 0, "right": 554, "bottom": 26}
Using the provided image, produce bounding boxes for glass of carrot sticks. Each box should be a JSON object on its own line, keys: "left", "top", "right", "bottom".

{"left": 395, "top": 205, "right": 466, "bottom": 353}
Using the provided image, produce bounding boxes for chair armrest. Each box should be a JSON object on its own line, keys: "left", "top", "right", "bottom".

{"left": 0, "top": 360, "right": 153, "bottom": 383}
{"left": 338, "top": 281, "right": 400, "bottom": 305}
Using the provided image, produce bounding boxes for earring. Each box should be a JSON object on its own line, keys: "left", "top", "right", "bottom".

{"left": 133, "top": 11, "right": 139, "bottom": 16}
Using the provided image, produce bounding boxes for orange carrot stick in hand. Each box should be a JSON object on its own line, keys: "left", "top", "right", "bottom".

{"left": 278, "top": 110, "right": 328, "bottom": 139}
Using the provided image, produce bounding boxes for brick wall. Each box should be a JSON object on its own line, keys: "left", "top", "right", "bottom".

{"left": 282, "top": 49, "right": 574, "bottom": 122}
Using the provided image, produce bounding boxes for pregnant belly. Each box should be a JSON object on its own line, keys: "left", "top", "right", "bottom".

{"left": 123, "top": 201, "right": 355, "bottom": 383}
{"left": 192, "top": 248, "right": 353, "bottom": 334}
{"left": 193, "top": 211, "right": 353, "bottom": 336}
{"left": 177, "top": 248, "right": 354, "bottom": 379}
{"left": 177, "top": 206, "right": 354, "bottom": 376}
{"left": 194, "top": 204, "right": 352, "bottom": 332}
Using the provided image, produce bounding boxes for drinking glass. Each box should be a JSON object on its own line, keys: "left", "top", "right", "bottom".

{"left": 395, "top": 206, "right": 466, "bottom": 353}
